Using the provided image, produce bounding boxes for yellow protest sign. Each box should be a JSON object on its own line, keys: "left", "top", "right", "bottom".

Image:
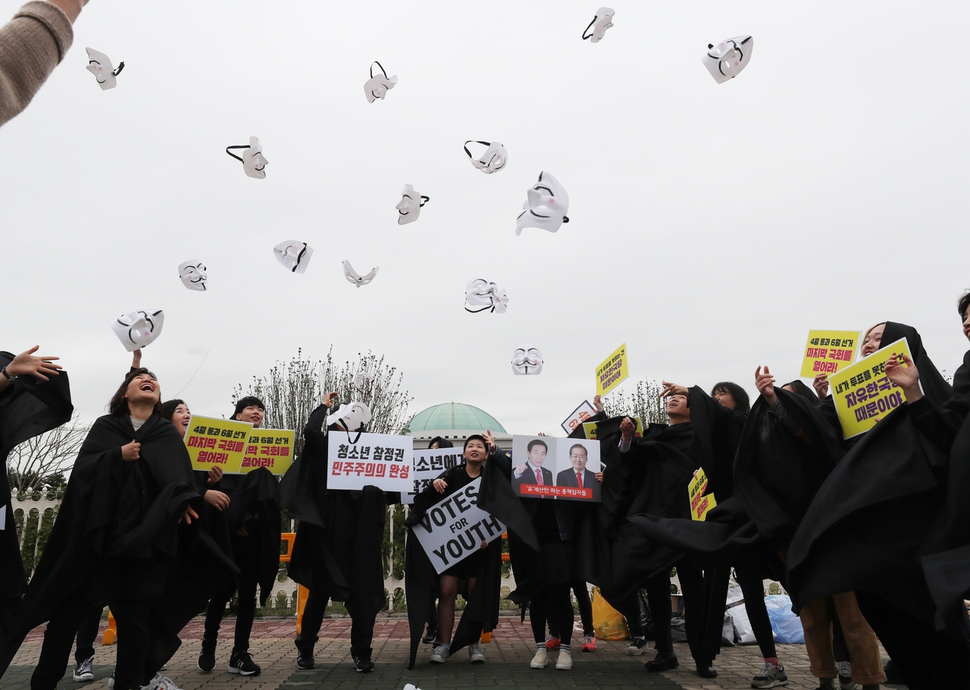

{"left": 184, "top": 415, "right": 252, "bottom": 474}
{"left": 800, "top": 330, "right": 860, "bottom": 378}
{"left": 582, "top": 417, "right": 643, "bottom": 441}
{"left": 828, "top": 337, "right": 911, "bottom": 440}
{"left": 595, "top": 343, "right": 629, "bottom": 397}
{"left": 688, "top": 468, "right": 717, "bottom": 521}
{"left": 240, "top": 429, "right": 296, "bottom": 475}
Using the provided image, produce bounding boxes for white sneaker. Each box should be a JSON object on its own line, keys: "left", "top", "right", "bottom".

{"left": 141, "top": 674, "right": 182, "bottom": 690}
{"left": 430, "top": 645, "right": 451, "bottom": 664}
{"left": 73, "top": 656, "right": 95, "bottom": 682}
{"left": 837, "top": 661, "right": 860, "bottom": 690}
{"left": 556, "top": 649, "right": 572, "bottom": 670}
{"left": 106, "top": 672, "right": 114, "bottom": 689}
{"left": 468, "top": 642, "right": 485, "bottom": 663}
{"left": 530, "top": 648, "right": 548, "bottom": 669}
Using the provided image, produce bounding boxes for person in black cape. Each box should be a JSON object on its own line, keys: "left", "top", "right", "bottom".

{"left": 278, "top": 393, "right": 390, "bottom": 674}
{"left": 786, "top": 321, "right": 970, "bottom": 690}
{"left": 197, "top": 395, "right": 281, "bottom": 677}
{"left": 404, "top": 431, "right": 535, "bottom": 668}
{"left": 0, "top": 368, "right": 203, "bottom": 690}
{"left": 0, "top": 346, "right": 71, "bottom": 658}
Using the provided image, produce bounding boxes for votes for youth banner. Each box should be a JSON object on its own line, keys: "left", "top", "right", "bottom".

{"left": 409, "top": 477, "right": 506, "bottom": 574}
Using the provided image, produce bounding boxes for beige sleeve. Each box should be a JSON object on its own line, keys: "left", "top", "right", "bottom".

{"left": 0, "top": 1, "right": 73, "bottom": 127}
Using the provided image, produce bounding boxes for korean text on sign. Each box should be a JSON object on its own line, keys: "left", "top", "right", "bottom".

{"left": 799, "top": 330, "right": 860, "bottom": 378}
{"left": 184, "top": 415, "right": 252, "bottom": 474}
{"left": 561, "top": 400, "right": 596, "bottom": 435}
{"left": 688, "top": 468, "right": 717, "bottom": 521}
{"left": 828, "top": 337, "right": 912, "bottom": 440}
{"left": 403, "top": 447, "right": 463, "bottom": 504}
{"left": 595, "top": 343, "right": 629, "bottom": 397}
{"left": 240, "top": 429, "right": 295, "bottom": 476}
{"left": 327, "top": 432, "right": 413, "bottom": 492}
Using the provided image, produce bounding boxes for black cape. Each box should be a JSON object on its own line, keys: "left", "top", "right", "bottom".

{"left": 0, "top": 413, "right": 204, "bottom": 679}
{"left": 0, "top": 359, "right": 73, "bottom": 653}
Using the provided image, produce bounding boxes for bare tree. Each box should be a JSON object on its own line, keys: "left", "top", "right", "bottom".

{"left": 602, "top": 380, "right": 669, "bottom": 426}
{"left": 6, "top": 413, "right": 88, "bottom": 494}
{"left": 234, "top": 348, "right": 413, "bottom": 456}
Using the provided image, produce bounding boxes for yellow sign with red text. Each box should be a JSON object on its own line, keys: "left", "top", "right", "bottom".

{"left": 240, "top": 429, "right": 295, "bottom": 475}
{"left": 688, "top": 468, "right": 717, "bottom": 521}
{"left": 800, "top": 330, "right": 860, "bottom": 378}
{"left": 185, "top": 415, "right": 252, "bottom": 474}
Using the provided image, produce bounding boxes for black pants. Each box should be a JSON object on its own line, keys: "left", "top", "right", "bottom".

{"left": 856, "top": 591, "right": 970, "bottom": 690}
{"left": 30, "top": 595, "right": 92, "bottom": 690}
{"left": 675, "top": 560, "right": 729, "bottom": 666}
{"left": 530, "top": 584, "right": 573, "bottom": 646}
{"left": 644, "top": 572, "right": 673, "bottom": 653}
{"left": 74, "top": 601, "right": 105, "bottom": 665}
{"left": 109, "top": 599, "right": 156, "bottom": 690}
{"left": 733, "top": 565, "right": 776, "bottom": 659}
{"left": 548, "top": 581, "right": 594, "bottom": 638}
{"left": 204, "top": 533, "right": 258, "bottom": 651}
{"left": 298, "top": 587, "right": 377, "bottom": 660}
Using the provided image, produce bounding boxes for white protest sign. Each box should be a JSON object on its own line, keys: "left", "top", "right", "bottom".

{"left": 409, "top": 477, "right": 506, "bottom": 574}
{"left": 403, "top": 447, "right": 464, "bottom": 504}
{"left": 560, "top": 400, "right": 596, "bottom": 435}
{"left": 327, "top": 432, "right": 412, "bottom": 491}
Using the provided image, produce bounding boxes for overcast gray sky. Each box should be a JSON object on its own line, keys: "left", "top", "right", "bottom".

{"left": 3, "top": 0, "right": 968, "bottom": 436}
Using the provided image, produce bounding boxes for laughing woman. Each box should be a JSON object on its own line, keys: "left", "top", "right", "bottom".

{"left": 1, "top": 368, "right": 202, "bottom": 690}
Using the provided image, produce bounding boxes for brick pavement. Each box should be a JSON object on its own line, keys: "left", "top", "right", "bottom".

{"left": 5, "top": 616, "right": 906, "bottom": 690}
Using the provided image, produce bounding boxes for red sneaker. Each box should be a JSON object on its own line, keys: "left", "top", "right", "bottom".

{"left": 544, "top": 636, "right": 561, "bottom": 650}
{"left": 581, "top": 635, "right": 596, "bottom": 652}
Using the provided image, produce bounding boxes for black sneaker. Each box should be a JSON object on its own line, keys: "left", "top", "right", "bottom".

{"left": 228, "top": 649, "right": 261, "bottom": 676}
{"left": 627, "top": 636, "right": 648, "bottom": 656}
{"left": 198, "top": 638, "right": 216, "bottom": 673}
{"left": 295, "top": 639, "right": 315, "bottom": 670}
{"left": 354, "top": 655, "right": 375, "bottom": 673}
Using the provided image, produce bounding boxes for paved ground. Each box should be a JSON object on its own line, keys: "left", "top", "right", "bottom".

{"left": 7, "top": 615, "right": 905, "bottom": 690}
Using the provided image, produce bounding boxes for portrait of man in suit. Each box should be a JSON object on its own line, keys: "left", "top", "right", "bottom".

{"left": 512, "top": 438, "right": 554, "bottom": 495}
{"left": 556, "top": 443, "right": 600, "bottom": 501}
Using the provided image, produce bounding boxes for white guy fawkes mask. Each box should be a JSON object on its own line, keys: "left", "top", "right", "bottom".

{"left": 515, "top": 172, "right": 569, "bottom": 235}
{"left": 396, "top": 184, "right": 429, "bottom": 225}
{"left": 178, "top": 261, "right": 207, "bottom": 291}
{"left": 327, "top": 402, "right": 372, "bottom": 431}
{"left": 702, "top": 36, "right": 753, "bottom": 83}
{"left": 582, "top": 8, "right": 615, "bottom": 43}
{"left": 464, "top": 278, "right": 509, "bottom": 314}
{"left": 511, "top": 344, "right": 543, "bottom": 375}
{"left": 226, "top": 136, "right": 268, "bottom": 179}
{"left": 274, "top": 241, "right": 313, "bottom": 274}
{"left": 464, "top": 141, "right": 508, "bottom": 174}
{"left": 85, "top": 47, "right": 124, "bottom": 90}
{"left": 112, "top": 309, "right": 164, "bottom": 352}
{"left": 343, "top": 260, "right": 379, "bottom": 287}
{"left": 364, "top": 61, "right": 398, "bottom": 102}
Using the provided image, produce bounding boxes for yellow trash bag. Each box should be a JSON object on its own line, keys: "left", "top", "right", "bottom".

{"left": 592, "top": 586, "right": 629, "bottom": 641}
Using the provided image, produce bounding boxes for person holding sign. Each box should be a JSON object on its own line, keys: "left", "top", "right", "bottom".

{"left": 198, "top": 397, "right": 281, "bottom": 678}
{"left": 410, "top": 433, "right": 500, "bottom": 665}
{"left": 787, "top": 322, "right": 969, "bottom": 690}
{"left": 0, "top": 368, "right": 202, "bottom": 690}
{"left": 281, "top": 393, "right": 389, "bottom": 674}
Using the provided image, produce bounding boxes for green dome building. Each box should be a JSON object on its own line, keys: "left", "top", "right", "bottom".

{"left": 406, "top": 402, "right": 512, "bottom": 450}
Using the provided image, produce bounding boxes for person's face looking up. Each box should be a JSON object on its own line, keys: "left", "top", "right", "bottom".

{"left": 464, "top": 439, "right": 487, "bottom": 462}
{"left": 666, "top": 394, "right": 688, "bottom": 417}
{"left": 171, "top": 403, "right": 191, "bottom": 435}
{"left": 236, "top": 405, "right": 264, "bottom": 428}
{"left": 861, "top": 324, "right": 886, "bottom": 357}
{"left": 712, "top": 388, "right": 736, "bottom": 410}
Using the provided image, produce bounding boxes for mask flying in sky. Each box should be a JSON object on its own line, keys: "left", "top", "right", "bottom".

{"left": 178, "top": 261, "right": 207, "bottom": 291}
{"left": 364, "top": 61, "right": 398, "bottom": 102}
{"left": 226, "top": 136, "right": 268, "bottom": 179}
{"left": 581, "top": 8, "right": 615, "bottom": 43}
{"left": 112, "top": 309, "right": 164, "bottom": 352}
{"left": 396, "top": 184, "right": 429, "bottom": 225}
{"left": 327, "top": 402, "right": 372, "bottom": 431}
{"left": 343, "top": 260, "right": 379, "bottom": 288}
{"left": 703, "top": 36, "right": 753, "bottom": 83}
{"left": 85, "top": 47, "right": 124, "bottom": 90}
{"left": 511, "top": 345, "right": 543, "bottom": 375}
{"left": 515, "top": 172, "right": 569, "bottom": 236}
{"left": 464, "top": 141, "right": 508, "bottom": 174}
{"left": 274, "top": 241, "right": 313, "bottom": 274}
{"left": 464, "top": 278, "right": 509, "bottom": 314}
